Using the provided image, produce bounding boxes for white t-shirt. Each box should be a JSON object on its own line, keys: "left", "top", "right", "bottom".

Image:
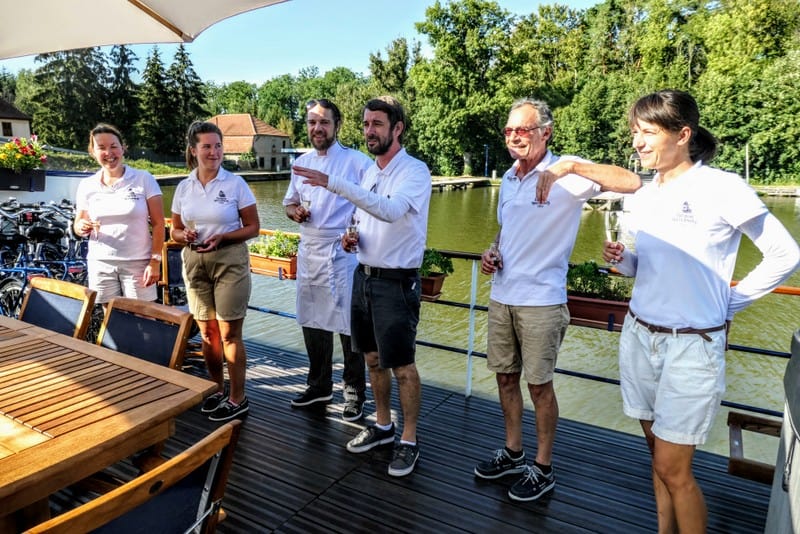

{"left": 618, "top": 162, "right": 773, "bottom": 327}
{"left": 171, "top": 167, "right": 257, "bottom": 239}
{"left": 327, "top": 148, "right": 431, "bottom": 269}
{"left": 283, "top": 142, "right": 372, "bottom": 231}
{"left": 491, "top": 151, "right": 600, "bottom": 306}
{"left": 75, "top": 166, "right": 162, "bottom": 261}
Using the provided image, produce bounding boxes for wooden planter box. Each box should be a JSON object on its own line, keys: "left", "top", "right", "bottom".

{"left": 421, "top": 273, "right": 447, "bottom": 302}
{"left": 0, "top": 168, "right": 45, "bottom": 191}
{"left": 566, "top": 294, "right": 630, "bottom": 332}
{"left": 249, "top": 253, "right": 297, "bottom": 280}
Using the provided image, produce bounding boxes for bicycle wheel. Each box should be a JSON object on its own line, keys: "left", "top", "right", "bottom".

{"left": 0, "top": 277, "right": 24, "bottom": 317}
{"left": 83, "top": 303, "right": 105, "bottom": 343}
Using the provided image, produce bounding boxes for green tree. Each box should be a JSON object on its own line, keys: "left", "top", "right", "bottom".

{"left": 27, "top": 49, "right": 108, "bottom": 149}
{"left": 137, "top": 47, "right": 174, "bottom": 156}
{"left": 167, "top": 45, "right": 207, "bottom": 150}
{"left": 0, "top": 68, "right": 16, "bottom": 104}
{"left": 106, "top": 45, "right": 140, "bottom": 146}
{"left": 412, "top": 0, "right": 513, "bottom": 175}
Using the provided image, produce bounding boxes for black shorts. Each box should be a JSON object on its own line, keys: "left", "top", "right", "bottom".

{"left": 350, "top": 267, "right": 420, "bottom": 368}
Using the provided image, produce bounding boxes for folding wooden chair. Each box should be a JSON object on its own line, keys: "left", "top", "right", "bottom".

{"left": 19, "top": 277, "right": 97, "bottom": 339}
{"left": 25, "top": 421, "right": 242, "bottom": 534}
{"left": 97, "top": 297, "right": 194, "bottom": 370}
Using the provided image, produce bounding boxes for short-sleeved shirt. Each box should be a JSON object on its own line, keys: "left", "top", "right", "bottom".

{"left": 491, "top": 151, "right": 599, "bottom": 306}
{"left": 624, "top": 162, "right": 767, "bottom": 328}
{"left": 75, "top": 166, "right": 162, "bottom": 261}
{"left": 171, "top": 167, "right": 257, "bottom": 237}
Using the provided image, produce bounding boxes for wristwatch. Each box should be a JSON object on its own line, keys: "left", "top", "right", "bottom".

{"left": 151, "top": 253, "right": 163, "bottom": 262}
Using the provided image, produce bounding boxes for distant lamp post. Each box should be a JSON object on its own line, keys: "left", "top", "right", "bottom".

{"left": 483, "top": 144, "right": 489, "bottom": 177}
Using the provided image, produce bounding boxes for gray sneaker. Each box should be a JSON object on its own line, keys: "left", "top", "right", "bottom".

{"left": 346, "top": 423, "right": 395, "bottom": 453}
{"left": 388, "top": 443, "right": 420, "bottom": 477}
{"left": 474, "top": 448, "right": 526, "bottom": 479}
{"left": 342, "top": 385, "right": 365, "bottom": 421}
{"left": 508, "top": 464, "right": 555, "bottom": 502}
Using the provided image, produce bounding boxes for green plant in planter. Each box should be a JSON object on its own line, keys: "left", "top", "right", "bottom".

{"left": 420, "top": 248, "right": 455, "bottom": 277}
{"left": 566, "top": 260, "right": 632, "bottom": 302}
{"left": 248, "top": 231, "right": 300, "bottom": 258}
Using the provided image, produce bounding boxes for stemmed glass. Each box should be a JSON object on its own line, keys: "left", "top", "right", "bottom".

{"left": 488, "top": 242, "right": 501, "bottom": 283}
{"left": 345, "top": 218, "right": 359, "bottom": 253}
{"left": 604, "top": 209, "right": 622, "bottom": 265}
{"left": 300, "top": 198, "right": 311, "bottom": 222}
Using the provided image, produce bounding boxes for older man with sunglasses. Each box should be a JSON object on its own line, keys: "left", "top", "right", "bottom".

{"left": 474, "top": 98, "right": 641, "bottom": 501}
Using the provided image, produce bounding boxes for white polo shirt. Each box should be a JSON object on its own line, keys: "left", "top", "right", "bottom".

{"left": 283, "top": 142, "right": 372, "bottom": 231}
{"left": 327, "top": 148, "right": 431, "bottom": 269}
{"left": 171, "top": 167, "right": 257, "bottom": 239}
{"left": 491, "top": 151, "right": 599, "bottom": 306}
{"left": 619, "top": 162, "right": 769, "bottom": 328}
{"left": 75, "top": 165, "right": 162, "bottom": 261}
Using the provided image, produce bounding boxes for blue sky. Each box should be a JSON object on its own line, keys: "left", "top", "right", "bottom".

{"left": 0, "top": 0, "right": 597, "bottom": 85}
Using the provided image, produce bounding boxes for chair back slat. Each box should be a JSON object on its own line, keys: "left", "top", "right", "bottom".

{"left": 19, "top": 278, "right": 96, "bottom": 339}
{"left": 24, "top": 421, "right": 241, "bottom": 534}
{"left": 97, "top": 298, "right": 193, "bottom": 370}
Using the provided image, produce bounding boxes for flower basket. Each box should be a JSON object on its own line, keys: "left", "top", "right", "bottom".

{"left": 0, "top": 168, "right": 45, "bottom": 192}
{"left": 566, "top": 294, "right": 629, "bottom": 332}
{"left": 249, "top": 253, "right": 297, "bottom": 280}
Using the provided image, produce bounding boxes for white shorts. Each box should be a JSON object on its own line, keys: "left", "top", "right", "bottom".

{"left": 618, "top": 313, "right": 726, "bottom": 445}
{"left": 88, "top": 258, "right": 157, "bottom": 304}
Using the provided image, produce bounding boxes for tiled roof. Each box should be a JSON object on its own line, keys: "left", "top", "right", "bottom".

{"left": 0, "top": 97, "right": 31, "bottom": 120}
{"left": 208, "top": 114, "right": 288, "bottom": 138}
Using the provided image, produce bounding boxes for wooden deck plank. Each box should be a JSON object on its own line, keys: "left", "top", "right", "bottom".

{"left": 49, "top": 336, "right": 771, "bottom": 532}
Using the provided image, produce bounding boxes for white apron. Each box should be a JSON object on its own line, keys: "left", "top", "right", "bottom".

{"left": 295, "top": 227, "right": 357, "bottom": 335}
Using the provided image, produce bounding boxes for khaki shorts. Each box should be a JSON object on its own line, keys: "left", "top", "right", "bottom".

{"left": 89, "top": 258, "right": 157, "bottom": 304}
{"left": 182, "top": 243, "right": 251, "bottom": 321}
{"left": 487, "top": 300, "right": 569, "bottom": 384}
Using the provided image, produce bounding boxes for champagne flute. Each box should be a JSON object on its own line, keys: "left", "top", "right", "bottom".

{"left": 604, "top": 210, "right": 622, "bottom": 265}
{"left": 488, "top": 242, "right": 501, "bottom": 283}
{"left": 345, "top": 223, "right": 359, "bottom": 253}
{"left": 300, "top": 198, "right": 311, "bottom": 221}
{"left": 90, "top": 218, "right": 100, "bottom": 240}
{"left": 185, "top": 219, "right": 200, "bottom": 247}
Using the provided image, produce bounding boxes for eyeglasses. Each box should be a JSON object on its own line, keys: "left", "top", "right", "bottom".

{"left": 502, "top": 123, "right": 550, "bottom": 137}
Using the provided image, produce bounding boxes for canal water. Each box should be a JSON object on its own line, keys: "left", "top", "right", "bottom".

{"left": 162, "top": 180, "right": 800, "bottom": 463}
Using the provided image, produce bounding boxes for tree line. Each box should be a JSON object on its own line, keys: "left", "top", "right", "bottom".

{"left": 1, "top": 0, "right": 799, "bottom": 182}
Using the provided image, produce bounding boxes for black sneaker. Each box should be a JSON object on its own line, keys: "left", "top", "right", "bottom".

{"left": 508, "top": 464, "right": 555, "bottom": 502}
{"left": 291, "top": 387, "right": 333, "bottom": 407}
{"left": 342, "top": 385, "right": 365, "bottom": 421}
{"left": 474, "top": 448, "right": 526, "bottom": 479}
{"left": 208, "top": 397, "right": 250, "bottom": 422}
{"left": 388, "top": 443, "right": 420, "bottom": 477}
{"left": 346, "top": 423, "right": 395, "bottom": 453}
{"left": 200, "top": 388, "right": 228, "bottom": 414}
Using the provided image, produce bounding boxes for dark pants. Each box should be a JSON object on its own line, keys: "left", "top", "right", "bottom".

{"left": 302, "top": 326, "right": 366, "bottom": 394}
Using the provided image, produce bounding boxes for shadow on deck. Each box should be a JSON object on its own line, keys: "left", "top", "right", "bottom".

{"left": 163, "top": 338, "right": 769, "bottom": 533}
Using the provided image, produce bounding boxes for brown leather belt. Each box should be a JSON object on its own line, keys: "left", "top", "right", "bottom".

{"left": 628, "top": 311, "right": 725, "bottom": 342}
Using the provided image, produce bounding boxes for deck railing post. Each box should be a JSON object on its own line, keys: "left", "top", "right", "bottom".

{"left": 465, "top": 258, "right": 479, "bottom": 397}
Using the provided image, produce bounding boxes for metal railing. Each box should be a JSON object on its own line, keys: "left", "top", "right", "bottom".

{"left": 247, "top": 249, "right": 796, "bottom": 418}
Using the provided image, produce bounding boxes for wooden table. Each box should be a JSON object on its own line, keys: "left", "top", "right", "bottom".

{"left": 0, "top": 315, "right": 216, "bottom": 531}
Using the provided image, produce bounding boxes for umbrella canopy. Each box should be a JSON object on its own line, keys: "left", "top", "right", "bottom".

{"left": 0, "top": 0, "right": 288, "bottom": 60}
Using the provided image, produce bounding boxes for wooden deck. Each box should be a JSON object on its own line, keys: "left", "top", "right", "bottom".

{"left": 127, "top": 338, "right": 771, "bottom": 533}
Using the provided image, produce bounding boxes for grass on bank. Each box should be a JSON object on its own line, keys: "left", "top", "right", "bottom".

{"left": 45, "top": 151, "right": 186, "bottom": 176}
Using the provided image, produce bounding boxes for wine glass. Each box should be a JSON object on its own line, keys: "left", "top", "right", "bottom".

{"left": 488, "top": 242, "right": 501, "bottom": 283}
{"left": 300, "top": 198, "right": 311, "bottom": 221}
{"left": 345, "top": 224, "right": 359, "bottom": 253}
{"left": 604, "top": 210, "right": 622, "bottom": 265}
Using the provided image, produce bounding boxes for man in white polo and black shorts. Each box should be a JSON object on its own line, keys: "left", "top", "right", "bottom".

{"left": 294, "top": 96, "right": 431, "bottom": 477}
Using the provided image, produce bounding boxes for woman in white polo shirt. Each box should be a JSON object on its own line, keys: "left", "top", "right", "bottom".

{"left": 74, "top": 123, "right": 164, "bottom": 306}
{"left": 605, "top": 90, "right": 800, "bottom": 532}
{"left": 171, "top": 121, "right": 260, "bottom": 422}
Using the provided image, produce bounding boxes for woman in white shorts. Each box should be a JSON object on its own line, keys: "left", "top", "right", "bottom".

{"left": 171, "top": 121, "right": 260, "bottom": 423}
{"left": 74, "top": 124, "right": 164, "bottom": 306}
{"left": 604, "top": 90, "right": 800, "bottom": 532}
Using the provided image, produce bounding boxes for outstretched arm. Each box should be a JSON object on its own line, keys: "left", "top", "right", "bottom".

{"left": 537, "top": 160, "right": 641, "bottom": 203}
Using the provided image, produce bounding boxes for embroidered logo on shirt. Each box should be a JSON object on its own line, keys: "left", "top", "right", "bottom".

{"left": 124, "top": 187, "right": 141, "bottom": 201}
{"left": 672, "top": 201, "right": 696, "bottom": 224}
{"left": 214, "top": 191, "right": 230, "bottom": 205}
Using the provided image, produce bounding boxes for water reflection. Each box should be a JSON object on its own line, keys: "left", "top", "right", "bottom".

{"left": 162, "top": 180, "right": 799, "bottom": 462}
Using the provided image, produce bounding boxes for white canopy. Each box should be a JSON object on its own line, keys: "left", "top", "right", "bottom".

{"left": 0, "top": 0, "right": 288, "bottom": 60}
